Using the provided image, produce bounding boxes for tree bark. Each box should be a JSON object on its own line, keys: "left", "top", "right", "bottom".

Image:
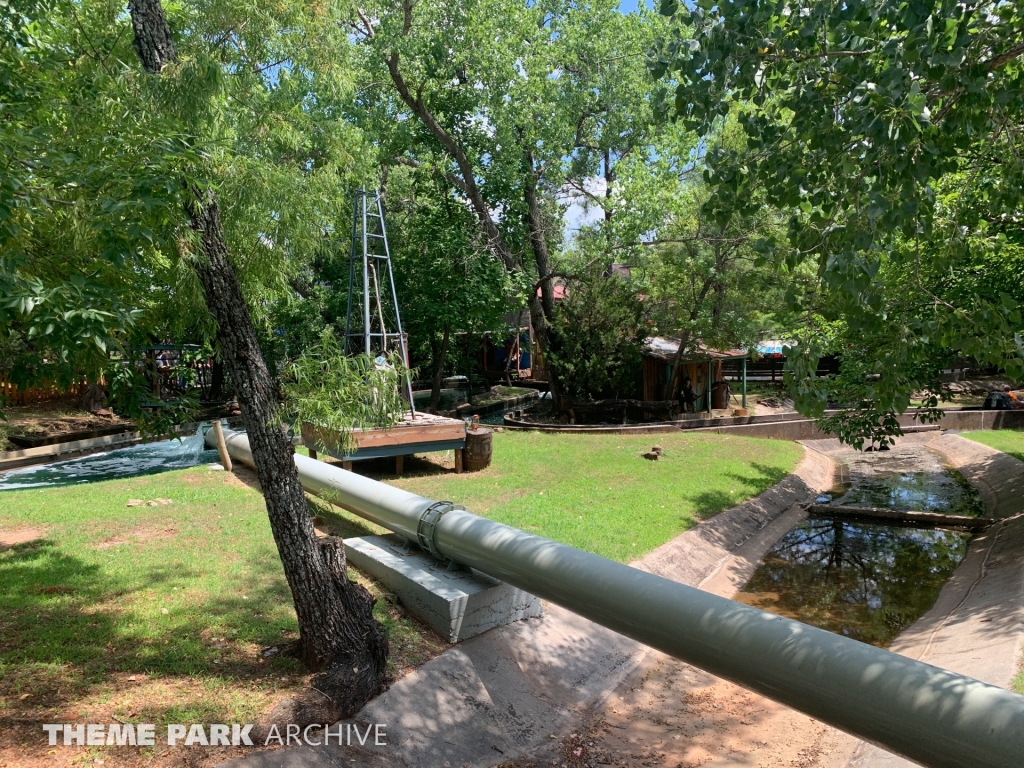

{"left": 522, "top": 152, "right": 565, "bottom": 410}
{"left": 127, "top": 0, "right": 388, "bottom": 722}
{"left": 383, "top": 12, "right": 569, "bottom": 410}
{"left": 430, "top": 322, "right": 451, "bottom": 411}
{"left": 209, "top": 357, "right": 225, "bottom": 401}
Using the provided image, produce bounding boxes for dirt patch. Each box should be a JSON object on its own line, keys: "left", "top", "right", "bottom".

{"left": 503, "top": 654, "right": 841, "bottom": 768}
{"left": 0, "top": 527, "right": 48, "bottom": 552}
{"left": 223, "top": 465, "right": 263, "bottom": 492}
{"left": 0, "top": 396, "right": 129, "bottom": 451}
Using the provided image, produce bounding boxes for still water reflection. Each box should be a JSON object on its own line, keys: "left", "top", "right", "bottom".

{"left": 737, "top": 446, "right": 982, "bottom": 647}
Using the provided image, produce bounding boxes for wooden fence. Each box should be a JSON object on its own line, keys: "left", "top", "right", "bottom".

{"left": 0, "top": 374, "right": 89, "bottom": 407}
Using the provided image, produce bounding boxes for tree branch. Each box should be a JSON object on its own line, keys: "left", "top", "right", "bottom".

{"left": 985, "top": 41, "right": 1024, "bottom": 71}
{"left": 384, "top": 43, "right": 516, "bottom": 269}
{"left": 391, "top": 155, "right": 469, "bottom": 195}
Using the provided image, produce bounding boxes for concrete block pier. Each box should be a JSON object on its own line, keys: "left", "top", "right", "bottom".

{"left": 344, "top": 535, "right": 543, "bottom": 643}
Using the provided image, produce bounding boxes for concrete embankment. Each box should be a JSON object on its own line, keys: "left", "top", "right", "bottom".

{"left": 504, "top": 407, "right": 1024, "bottom": 441}
{"left": 828, "top": 433, "right": 1024, "bottom": 768}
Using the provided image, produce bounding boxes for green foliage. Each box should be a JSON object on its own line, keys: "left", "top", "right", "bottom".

{"left": 364, "top": 0, "right": 663, "bottom": 226}
{"left": 0, "top": 268, "right": 142, "bottom": 387}
{"left": 646, "top": 182, "right": 801, "bottom": 355}
{"left": 105, "top": 360, "right": 198, "bottom": 439}
{"left": 547, "top": 265, "right": 649, "bottom": 400}
{"left": 358, "top": 0, "right": 669, "bottom": 394}
{"left": 653, "top": 0, "right": 1024, "bottom": 443}
{"left": 608, "top": 115, "right": 811, "bottom": 373}
{"left": 0, "top": 0, "right": 374, "bottom": 409}
{"left": 281, "top": 330, "right": 409, "bottom": 455}
{"left": 386, "top": 168, "right": 524, "bottom": 378}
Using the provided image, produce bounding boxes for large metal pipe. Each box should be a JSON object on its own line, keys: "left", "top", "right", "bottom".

{"left": 211, "top": 428, "right": 1024, "bottom": 768}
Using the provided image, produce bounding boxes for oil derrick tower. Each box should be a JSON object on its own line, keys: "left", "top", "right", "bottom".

{"left": 344, "top": 189, "right": 416, "bottom": 415}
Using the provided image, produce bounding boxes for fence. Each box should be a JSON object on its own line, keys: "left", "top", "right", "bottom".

{"left": 0, "top": 374, "right": 89, "bottom": 407}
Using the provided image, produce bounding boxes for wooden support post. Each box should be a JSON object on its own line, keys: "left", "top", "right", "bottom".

{"left": 742, "top": 357, "right": 747, "bottom": 409}
{"left": 395, "top": 455, "right": 404, "bottom": 475}
{"left": 308, "top": 448, "right": 318, "bottom": 460}
{"left": 343, "top": 460, "right": 353, "bottom": 471}
{"left": 455, "top": 448, "right": 463, "bottom": 474}
{"left": 211, "top": 420, "right": 232, "bottom": 472}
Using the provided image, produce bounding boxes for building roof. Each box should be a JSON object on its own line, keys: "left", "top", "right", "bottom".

{"left": 536, "top": 283, "right": 567, "bottom": 300}
{"left": 643, "top": 336, "right": 749, "bottom": 362}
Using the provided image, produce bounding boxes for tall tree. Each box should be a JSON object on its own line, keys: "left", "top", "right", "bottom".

{"left": 651, "top": 0, "right": 1024, "bottom": 442}
{"left": 385, "top": 166, "right": 522, "bottom": 409}
{"left": 357, "top": 0, "right": 663, "bottom": 409}
{"left": 124, "top": 0, "right": 387, "bottom": 720}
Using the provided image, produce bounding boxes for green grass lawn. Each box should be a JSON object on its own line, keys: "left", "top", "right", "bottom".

{"left": 0, "top": 466, "right": 443, "bottom": 766}
{"left": 349, "top": 430, "right": 803, "bottom": 562}
{"left": 0, "top": 430, "right": 801, "bottom": 763}
{"left": 962, "top": 429, "right": 1024, "bottom": 463}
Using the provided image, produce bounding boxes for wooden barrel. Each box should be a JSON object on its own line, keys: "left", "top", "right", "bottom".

{"left": 463, "top": 427, "right": 493, "bottom": 471}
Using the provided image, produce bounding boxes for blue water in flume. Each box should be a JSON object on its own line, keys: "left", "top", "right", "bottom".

{"left": 0, "top": 430, "right": 218, "bottom": 490}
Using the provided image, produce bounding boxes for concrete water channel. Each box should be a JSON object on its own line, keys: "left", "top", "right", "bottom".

{"left": 737, "top": 440, "right": 985, "bottom": 648}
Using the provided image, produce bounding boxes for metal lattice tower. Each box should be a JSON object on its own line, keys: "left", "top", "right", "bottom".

{"left": 344, "top": 189, "right": 416, "bottom": 415}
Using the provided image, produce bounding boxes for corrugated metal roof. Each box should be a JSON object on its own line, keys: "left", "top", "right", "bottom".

{"left": 643, "top": 336, "right": 748, "bottom": 362}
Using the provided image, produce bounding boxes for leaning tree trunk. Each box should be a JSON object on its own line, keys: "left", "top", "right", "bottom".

{"left": 523, "top": 156, "right": 566, "bottom": 411}
{"left": 127, "top": 0, "right": 388, "bottom": 722}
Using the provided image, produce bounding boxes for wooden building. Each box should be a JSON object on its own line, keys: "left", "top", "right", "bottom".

{"left": 642, "top": 337, "right": 750, "bottom": 411}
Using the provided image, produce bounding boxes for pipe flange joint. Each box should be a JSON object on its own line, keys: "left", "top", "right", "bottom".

{"left": 416, "top": 501, "right": 461, "bottom": 564}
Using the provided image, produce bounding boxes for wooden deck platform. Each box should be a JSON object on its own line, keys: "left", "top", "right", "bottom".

{"left": 301, "top": 413, "right": 467, "bottom": 474}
